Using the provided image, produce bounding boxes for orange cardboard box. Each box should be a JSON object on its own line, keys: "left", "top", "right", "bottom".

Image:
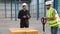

{"left": 8, "top": 28, "right": 26, "bottom": 34}
{"left": 8, "top": 28, "right": 38, "bottom": 34}
{"left": 25, "top": 28, "right": 38, "bottom": 34}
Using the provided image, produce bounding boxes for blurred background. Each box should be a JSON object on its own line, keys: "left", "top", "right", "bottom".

{"left": 0, "top": 0, "right": 59, "bottom": 20}
{"left": 0, "top": 0, "right": 45, "bottom": 20}
{"left": 0, "top": 0, "right": 60, "bottom": 34}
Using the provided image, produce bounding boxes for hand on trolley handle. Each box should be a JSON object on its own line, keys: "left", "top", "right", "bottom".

{"left": 41, "top": 18, "right": 47, "bottom": 34}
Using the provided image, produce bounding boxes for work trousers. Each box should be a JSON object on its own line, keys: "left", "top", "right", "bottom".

{"left": 51, "top": 26, "right": 58, "bottom": 34}
{"left": 20, "top": 20, "right": 29, "bottom": 28}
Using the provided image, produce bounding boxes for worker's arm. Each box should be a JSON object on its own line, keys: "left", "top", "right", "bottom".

{"left": 42, "top": 15, "right": 56, "bottom": 20}
{"left": 26, "top": 10, "right": 31, "bottom": 19}
{"left": 18, "top": 10, "right": 24, "bottom": 19}
{"left": 42, "top": 10, "right": 57, "bottom": 20}
{"left": 47, "top": 14, "right": 56, "bottom": 20}
{"left": 47, "top": 10, "right": 57, "bottom": 20}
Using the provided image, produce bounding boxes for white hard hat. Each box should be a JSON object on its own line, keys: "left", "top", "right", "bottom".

{"left": 22, "top": 3, "right": 27, "bottom": 6}
{"left": 45, "top": 1, "right": 53, "bottom": 5}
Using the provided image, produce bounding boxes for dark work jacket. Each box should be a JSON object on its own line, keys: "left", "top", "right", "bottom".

{"left": 18, "top": 10, "right": 30, "bottom": 22}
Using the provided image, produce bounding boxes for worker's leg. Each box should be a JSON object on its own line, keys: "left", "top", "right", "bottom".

{"left": 20, "top": 20, "right": 25, "bottom": 28}
{"left": 25, "top": 20, "right": 29, "bottom": 28}
{"left": 51, "top": 26, "right": 58, "bottom": 34}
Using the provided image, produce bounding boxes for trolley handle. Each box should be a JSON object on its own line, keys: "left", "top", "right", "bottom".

{"left": 41, "top": 18, "right": 47, "bottom": 32}
{"left": 41, "top": 18, "right": 47, "bottom": 25}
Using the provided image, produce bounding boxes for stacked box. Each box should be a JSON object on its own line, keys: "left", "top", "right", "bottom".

{"left": 25, "top": 28, "right": 38, "bottom": 34}
{"left": 8, "top": 28, "right": 38, "bottom": 34}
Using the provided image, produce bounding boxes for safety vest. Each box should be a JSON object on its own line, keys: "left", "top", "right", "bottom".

{"left": 46, "top": 7, "right": 59, "bottom": 27}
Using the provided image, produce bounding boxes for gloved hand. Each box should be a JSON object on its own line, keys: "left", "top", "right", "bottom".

{"left": 41, "top": 17, "right": 47, "bottom": 20}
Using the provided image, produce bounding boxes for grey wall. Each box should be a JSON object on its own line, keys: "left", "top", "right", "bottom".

{"left": 30, "top": 0, "right": 44, "bottom": 18}
{"left": 0, "top": 0, "right": 45, "bottom": 18}
{"left": 0, "top": 0, "right": 60, "bottom": 18}
{"left": 58, "top": 0, "right": 60, "bottom": 17}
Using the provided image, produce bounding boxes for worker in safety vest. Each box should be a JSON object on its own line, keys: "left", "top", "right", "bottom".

{"left": 41, "top": 1, "right": 60, "bottom": 34}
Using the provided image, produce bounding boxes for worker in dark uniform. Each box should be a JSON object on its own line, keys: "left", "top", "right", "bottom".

{"left": 18, "top": 3, "right": 30, "bottom": 28}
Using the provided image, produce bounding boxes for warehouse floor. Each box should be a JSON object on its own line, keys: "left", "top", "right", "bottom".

{"left": 0, "top": 18, "right": 60, "bottom": 34}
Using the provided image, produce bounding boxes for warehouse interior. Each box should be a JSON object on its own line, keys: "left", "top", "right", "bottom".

{"left": 0, "top": 0, "right": 60, "bottom": 34}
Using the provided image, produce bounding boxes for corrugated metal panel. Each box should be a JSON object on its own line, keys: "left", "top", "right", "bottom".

{"left": 58, "top": 0, "right": 60, "bottom": 17}
{"left": 0, "top": 0, "right": 44, "bottom": 18}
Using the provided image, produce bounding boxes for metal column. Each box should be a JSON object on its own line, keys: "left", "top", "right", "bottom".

{"left": 44, "top": 0, "right": 46, "bottom": 16}
{"left": 28, "top": 3, "right": 30, "bottom": 13}
{"left": 36, "top": 0, "right": 39, "bottom": 20}
{"left": 53, "top": 0, "right": 58, "bottom": 12}
{"left": 4, "top": 0, "right": 6, "bottom": 18}
{"left": 14, "top": 0, "right": 17, "bottom": 21}
{"left": 10, "top": 0, "right": 12, "bottom": 20}
{"left": 17, "top": 1, "right": 19, "bottom": 11}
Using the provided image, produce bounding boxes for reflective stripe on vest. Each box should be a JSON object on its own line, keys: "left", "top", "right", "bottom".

{"left": 50, "top": 23, "right": 58, "bottom": 27}
{"left": 46, "top": 7, "right": 58, "bottom": 27}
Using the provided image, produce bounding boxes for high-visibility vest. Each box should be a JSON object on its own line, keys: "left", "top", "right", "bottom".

{"left": 55, "top": 14, "right": 60, "bottom": 25}
{"left": 46, "top": 7, "right": 59, "bottom": 27}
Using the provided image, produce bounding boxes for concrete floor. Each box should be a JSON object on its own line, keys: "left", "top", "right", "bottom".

{"left": 0, "top": 18, "right": 60, "bottom": 34}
